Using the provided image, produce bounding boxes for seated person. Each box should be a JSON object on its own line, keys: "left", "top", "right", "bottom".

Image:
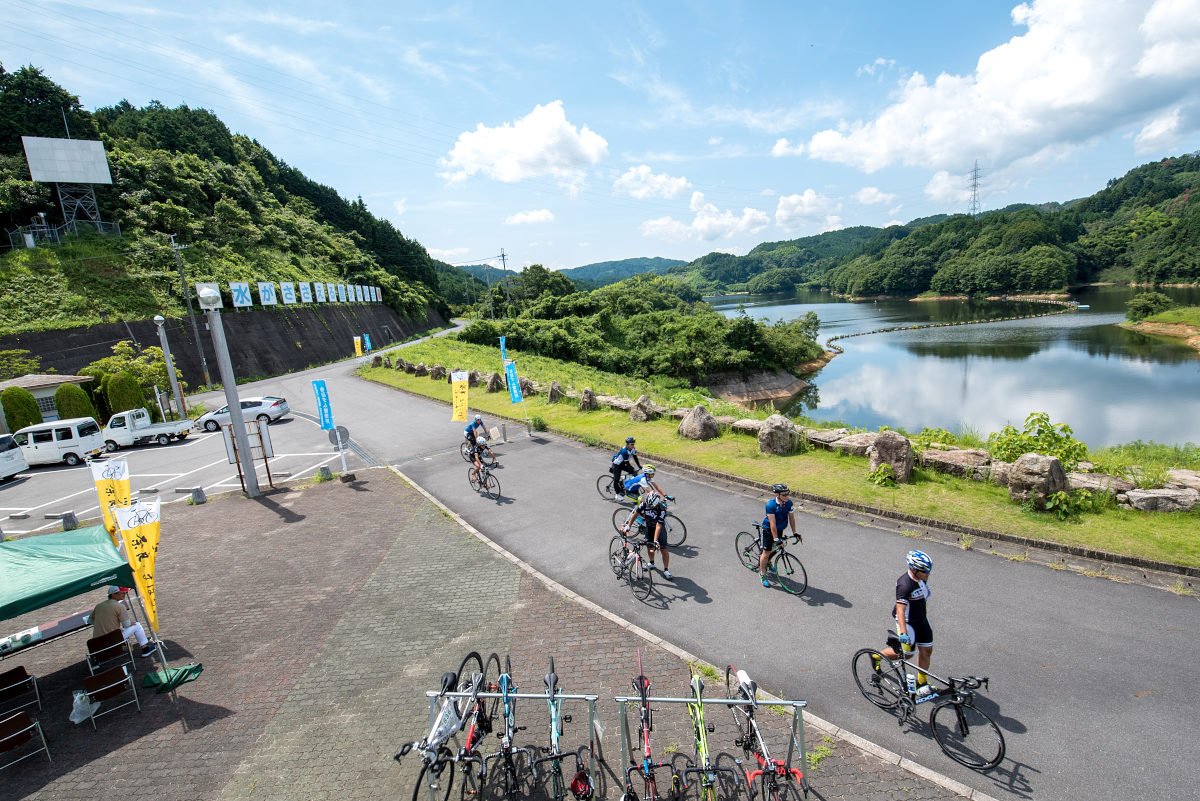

{"left": 92, "top": 586, "right": 157, "bottom": 658}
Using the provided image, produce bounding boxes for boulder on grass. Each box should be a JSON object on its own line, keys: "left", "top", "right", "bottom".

{"left": 468, "top": 370, "right": 481, "bottom": 388}
{"left": 371, "top": 355, "right": 383, "bottom": 368}
{"left": 1067, "top": 472, "right": 1135, "bottom": 494}
{"left": 1007, "top": 453, "right": 1067, "bottom": 510}
{"left": 382, "top": 356, "right": 392, "bottom": 368}
{"left": 732, "top": 419, "right": 764, "bottom": 435}
{"left": 414, "top": 362, "right": 429, "bottom": 377}
{"left": 678, "top": 405, "right": 720, "bottom": 441}
{"left": 399, "top": 359, "right": 411, "bottom": 372}
{"left": 805, "top": 428, "right": 848, "bottom": 448}
{"left": 919, "top": 448, "right": 991, "bottom": 479}
{"left": 1167, "top": 469, "right": 1200, "bottom": 492}
{"left": 1125, "top": 487, "right": 1199, "bottom": 512}
{"left": 485, "top": 372, "right": 504, "bottom": 392}
{"left": 630, "top": 395, "right": 657, "bottom": 423}
{"left": 758, "top": 414, "right": 801, "bottom": 455}
{"left": 831, "top": 432, "right": 879, "bottom": 456}
{"left": 867, "top": 430, "right": 914, "bottom": 483}
{"left": 519, "top": 376, "right": 537, "bottom": 396}
{"left": 579, "top": 387, "right": 599, "bottom": 411}
{"left": 430, "top": 365, "right": 447, "bottom": 380}
{"left": 548, "top": 381, "right": 565, "bottom": 403}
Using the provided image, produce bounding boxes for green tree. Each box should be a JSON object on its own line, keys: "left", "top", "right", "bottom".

{"left": 1125, "top": 291, "right": 1173, "bottom": 322}
{"left": 1, "top": 386, "right": 41, "bottom": 430}
{"left": 104, "top": 372, "right": 145, "bottom": 415}
{"left": 0, "top": 64, "right": 99, "bottom": 158}
{"left": 0, "top": 349, "right": 44, "bottom": 380}
{"left": 86, "top": 341, "right": 184, "bottom": 395}
{"left": 53, "top": 382, "right": 97, "bottom": 420}
{"left": 76, "top": 366, "right": 112, "bottom": 421}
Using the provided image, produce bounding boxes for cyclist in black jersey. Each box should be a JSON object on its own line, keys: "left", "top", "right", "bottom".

{"left": 621, "top": 490, "right": 673, "bottom": 580}
{"left": 879, "top": 550, "right": 936, "bottom": 697}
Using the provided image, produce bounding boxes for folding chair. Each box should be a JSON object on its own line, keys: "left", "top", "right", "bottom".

{"left": 0, "top": 711, "right": 51, "bottom": 769}
{"left": 82, "top": 665, "right": 141, "bottom": 729}
{"left": 85, "top": 629, "right": 134, "bottom": 676}
{"left": 0, "top": 666, "right": 41, "bottom": 716}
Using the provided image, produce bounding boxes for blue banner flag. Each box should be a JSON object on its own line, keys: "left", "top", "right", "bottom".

{"left": 504, "top": 361, "right": 522, "bottom": 404}
{"left": 312, "top": 379, "right": 334, "bottom": 430}
{"left": 500, "top": 336, "right": 507, "bottom": 362}
{"left": 364, "top": 334, "right": 372, "bottom": 351}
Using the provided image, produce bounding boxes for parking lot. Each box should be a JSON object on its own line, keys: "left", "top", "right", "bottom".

{"left": 0, "top": 411, "right": 366, "bottom": 536}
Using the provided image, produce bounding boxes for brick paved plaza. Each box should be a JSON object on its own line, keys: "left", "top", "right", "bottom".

{"left": 4, "top": 469, "right": 971, "bottom": 801}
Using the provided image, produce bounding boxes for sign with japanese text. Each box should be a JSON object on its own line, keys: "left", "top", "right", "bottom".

{"left": 280, "top": 282, "right": 297, "bottom": 304}
{"left": 314, "top": 282, "right": 327, "bottom": 302}
{"left": 257, "top": 282, "right": 278, "bottom": 305}
{"left": 505, "top": 361, "right": 523, "bottom": 404}
{"left": 354, "top": 336, "right": 362, "bottom": 357}
{"left": 451, "top": 371, "right": 468, "bottom": 421}
{"left": 313, "top": 379, "right": 334, "bottom": 430}
{"left": 230, "top": 281, "right": 253, "bottom": 308}
{"left": 299, "top": 282, "right": 313, "bottom": 303}
{"left": 338, "top": 284, "right": 348, "bottom": 302}
{"left": 114, "top": 499, "right": 161, "bottom": 632}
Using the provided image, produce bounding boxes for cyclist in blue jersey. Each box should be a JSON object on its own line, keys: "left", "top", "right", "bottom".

{"left": 879, "top": 550, "right": 936, "bottom": 698}
{"left": 759, "top": 483, "right": 799, "bottom": 587}
{"left": 623, "top": 464, "right": 670, "bottom": 501}
{"left": 609, "top": 436, "right": 643, "bottom": 495}
{"left": 621, "top": 490, "right": 674, "bottom": 580}
{"left": 464, "top": 414, "right": 496, "bottom": 461}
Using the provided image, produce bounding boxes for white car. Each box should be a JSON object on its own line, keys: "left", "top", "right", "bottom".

{"left": 0, "top": 434, "right": 29, "bottom": 480}
{"left": 194, "top": 396, "right": 290, "bottom": 432}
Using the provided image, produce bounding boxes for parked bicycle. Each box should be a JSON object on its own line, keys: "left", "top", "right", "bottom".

{"left": 608, "top": 531, "right": 656, "bottom": 600}
{"left": 485, "top": 654, "right": 535, "bottom": 797}
{"left": 461, "top": 438, "right": 498, "bottom": 467}
{"left": 532, "top": 657, "right": 594, "bottom": 801}
{"left": 681, "top": 668, "right": 740, "bottom": 801}
{"left": 611, "top": 500, "right": 688, "bottom": 547}
{"left": 395, "top": 651, "right": 495, "bottom": 801}
{"left": 469, "top": 462, "right": 501, "bottom": 500}
{"left": 851, "top": 634, "right": 1005, "bottom": 771}
{"left": 733, "top": 524, "right": 807, "bottom": 595}
{"left": 725, "top": 665, "right": 806, "bottom": 801}
{"left": 622, "top": 652, "right": 682, "bottom": 801}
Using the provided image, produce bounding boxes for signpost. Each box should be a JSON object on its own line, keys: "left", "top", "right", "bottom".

{"left": 313, "top": 380, "right": 350, "bottom": 475}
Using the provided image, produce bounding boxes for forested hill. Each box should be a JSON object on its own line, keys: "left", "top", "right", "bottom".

{"left": 556, "top": 256, "right": 686, "bottom": 289}
{"left": 0, "top": 65, "right": 443, "bottom": 335}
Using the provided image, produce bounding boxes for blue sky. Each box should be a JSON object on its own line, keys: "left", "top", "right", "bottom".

{"left": 3, "top": 0, "right": 1199, "bottom": 271}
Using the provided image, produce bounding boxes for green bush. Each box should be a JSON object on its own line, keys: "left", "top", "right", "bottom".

{"left": 913, "top": 426, "right": 958, "bottom": 451}
{"left": 1125, "top": 291, "right": 1173, "bottom": 322}
{"left": 53, "top": 382, "right": 97, "bottom": 420}
{"left": 529, "top": 415, "right": 548, "bottom": 432}
{"left": 0, "top": 386, "right": 42, "bottom": 430}
{"left": 867, "top": 463, "right": 896, "bottom": 487}
{"left": 105, "top": 372, "right": 146, "bottom": 415}
{"left": 76, "top": 366, "right": 112, "bottom": 420}
{"left": 987, "top": 412, "right": 1089, "bottom": 471}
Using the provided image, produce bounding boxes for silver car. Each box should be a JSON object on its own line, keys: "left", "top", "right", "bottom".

{"left": 194, "top": 396, "right": 290, "bottom": 431}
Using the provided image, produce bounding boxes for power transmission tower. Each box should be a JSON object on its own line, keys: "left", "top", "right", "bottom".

{"left": 968, "top": 160, "right": 982, "bottom": 218}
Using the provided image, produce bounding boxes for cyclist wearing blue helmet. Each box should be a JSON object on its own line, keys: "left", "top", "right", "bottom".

{"left": 880, "top": 550, "right": 936, "bottom": 697}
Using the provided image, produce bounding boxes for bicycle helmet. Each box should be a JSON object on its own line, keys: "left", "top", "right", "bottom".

{"left": 771, "top": 483, "right": 790, "bottom": 494}
{"left": 644, "top": 491, "right": 665, "bottom": 510}
{"left": 476, "top": 437, "right": 488, "bottom": 448}
{"left": 570, "top": 771, "right": 594, "bottom": 801}
{"left": 625, "top": 436, "right": 636, "bottom": 444}
{"left": 474, "top": 414, "right": 482, "bottom": 422}
{"left": 643, "top": 465, "right": 656, "bottom": 476}
{"left": 906, "top": 550, "right": 933, "bottom": 574}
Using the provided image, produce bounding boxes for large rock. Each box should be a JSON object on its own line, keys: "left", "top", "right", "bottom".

{"left": 732, "top": 419, "right": 764, "bottom": 435}
{"left": 382, "top": 356, "right": 392, "bottom": 369}
{"left": 805, "top": 428, "right": 848, "bottom": 448}
{"left": 468, "top": 369, "right": 481, "bottom": 388}
{"left": 919, "top": 448, "right": 991, "bottom": 479}
{"left": 1125, "top": 488, "right": 1199, "bottom": 512}
{"left": 758, "top": 414, "right": 801, "bottom": 455}
{"left": 1167, "top": 469, "right": 1200, "bottom": 491}
{"left": 485, "top": 372, "right": 504, "bottom": 392}
{"left": 604, "top": 396, "right": 635, "bottom": 411}
{"left": 630, "top": 395, "right": 656, "bottom": 422}
{"left": 403, "top": 360, "right": 415, "bottom": 373}
{"left": 519, "top": 376, "right": 537, "bottom": 396}
{"left": 547, "top": 381, "right": 565, "bottom": 403}
{"left": 704, "top": 369, "right": 809, "bottom": 405}
{"left": 987, "top": 460, "right": 1013, "bottom": 487}
{"left": 430, "top": 364, "right": 447, "bottom": 380}
{"left": 831, "top": 432, "right": 878, "bottom": 456}
{"left": 1067, "top": 472, "right": 1135, "bottom": 494}
{"left": 1007, "top": 453, "right": 1068, "bottom": 509}
{"left": 678, "top": 405, "right": 721, "bottom": 441}
{"left": 868, "top": 430, "right": 914, "bottom": 483}
{"left": 371, "top": 355, "right": 383, "bottom": 368}
{"left": 413, "top": 362, "right": 429, "bottom": 377}
{"left": 669, "top": 408, "right": 689, "bottom": 420}
{"left": 579, "top": 387, "right": 599, "bottom": 411}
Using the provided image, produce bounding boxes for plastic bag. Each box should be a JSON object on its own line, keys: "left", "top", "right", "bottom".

{"left": 70, "top": 690, "right": 100, "bottom": 724}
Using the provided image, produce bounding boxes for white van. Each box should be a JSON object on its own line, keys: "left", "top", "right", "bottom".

{"left": 0, "top": 434, "right": 28, "bottom": 480}
{"left": 12, "top": 417, "right": 105, "bottom": 467}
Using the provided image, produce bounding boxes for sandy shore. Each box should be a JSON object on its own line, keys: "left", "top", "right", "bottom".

{"left": 1122, "top": 320, "right": 1200, "bottom": 354}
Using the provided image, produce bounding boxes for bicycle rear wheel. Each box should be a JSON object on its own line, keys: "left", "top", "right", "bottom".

{"left": 774, "top": 552, "right": 808, "bottom": 595}
{"left": 459, "top": 759, "right": 483, "bottom": 801}
{"left": 930, "top": 700, "right": 1005, "bottom": 771}
{"left": 480, "top": 652, "right": 502, "bottom": 727}
{"left": 468, "top": 467, "right": 483, "bottom": 492}
{"left": 483, "top": 473, "right": 501, "bottom": 500}
{"left": 609, "top": 536, "right": 629, "bottom": 577}
{"left": 461, "top": 441, "right": 472, "bottom": 462}
{"left": 414, "top": 759, "right": 455, "bottom": 801}
{"left": 612, "top": 507, "right": 634, "bottom": 533}
{"left": 597, "top": 474, "right": 618, "bottom": 501}
{"left": 851, "top": 649, "right": 905, "bottom": 710}
{"left": 734, "top": 532, "right": 760, "bottom": 570}
{"left": 664, "top": 514, "right": 687, "bottom": 547}
{"left": 629, "top": 556, "right": 654, "bottom": 600}
{"left": 724, "top": 665, "right": 752, "bottom": 752}
{"left": 455, "top": 652, "right": 484, "bottom": 714}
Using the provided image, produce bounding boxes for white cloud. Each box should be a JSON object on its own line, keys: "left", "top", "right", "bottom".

{"left": 613, "top": 165, "right": 691, "bottom": 199}
{"left": 889, "top": 204, "right": 904, "bottom": 216}
{"left": 771, "top": 138, "right": 805, "bottom": 157}
{"left": 807, "top": 0, "right": 1200, "bottom": 173}
{"left": 925, "top": 170, "right": 973, "bottom": 204}
{"left": 505, "top": 209, "right": 555, "bottom": 225}
{"left": 429, "top": 247, "right": 469, "bottom": 261}
{"left": 708, "top": 136, "right": 724, "bottom": 145}
{"left": 393, "top": 198, "right": 407, "bottom": 216}
{"left": 775, "top": 190, "right": 844, "bottom": 233}
{"left": 439, "top": 101, "right": 608, "bottom": 191}
{"left": 1134, "top": 101, "right": 1200, "bottom": 151}
{"left": 884, "top": 219, "right": 907, "bottom": 227}
{"left": 854, "top": 186, "right": 896, "bottom": 205}
{"left": 640, "top": 191, "right": 769, "bottom": 242}
{"left": 857, "top": 57, "right": 896, "bottom": 77}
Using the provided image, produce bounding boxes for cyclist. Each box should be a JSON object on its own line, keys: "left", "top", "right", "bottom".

{"left": 467, "top": 438, "right": 487, "bottom": 483}
{"left": 609, "top": 436, "right": 643, "bottom": 495}
{"left": 621, "top": 490, "right": 673, "bottom": 580}
{"left": 464, "top": 414, "right": 496, "bottom": 461}
{"left": 879, "top": 550, "right": 936, "bottom": 698}
{"left": 623, "top": 464, "right": 670, "bottom": 500}
{"left": 759, "top": 483, "right": 800, "bottom": 588}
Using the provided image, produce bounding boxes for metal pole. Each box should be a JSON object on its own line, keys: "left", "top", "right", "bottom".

{"left": 204, "top": 308, "right": 260, "bottom": 497}
{"left": 171, "top": 236, "right": 212, "bottom": 389}
{"left": 154, "top": 315, "right": 185, "bottom": 418}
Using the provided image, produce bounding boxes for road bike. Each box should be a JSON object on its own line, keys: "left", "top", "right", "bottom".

{"left": 725, "top": 665, "right": 806, "bottom": 801}
{"left": 621, "top": 652, "right": 682, "bottom": 801}
{"left": 680, "top": 668, "right": 740, "bottom": 801}
{"left": 733, "top": 524, "right": 807, "bottom": 595}
{"left": 395, "top": 651, "right": 495, "bottom": 801}
{"left": 468, "top": 463, "right": 501, "bottom": 500}
{"left": 532, "top": 657, "right": 594, "bottom": 801}
{"left": 611, "top": 501, "right": 688, "bottom": 547}
{"left": 485, "top": 654, "right": 535, "bottom": 797}
{"left": 608, "top": 531, "right": 656, "bottom": 600}
{"left": 851, "top": 635, "right": 1005, "bottom": 771}
{"left": 462, "top": 439, "right": 498, "bottom": 467}
{"left": 596, "top": 472, "right": 628, "bottom": 502}
{"left": 456, "top": 652, "right": 502, "bottom": 799}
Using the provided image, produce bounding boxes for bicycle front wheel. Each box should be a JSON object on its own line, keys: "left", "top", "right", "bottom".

{"left": 609, "top": 536, "right": 629, "bottom": 576}
{"left": 597, "top": 474, "right": 618, "bottom": 501}
{"left": 734, "top": 532, "right": 760, "bottom": 571}
{"left": 414, "top": 759, "right": 455, "bottom": 801}
{"left": 851, "top": 649, "right": 905, "bottom": 710}
{"left": 468, "top": 467, "right": 483, "bottom": 492}
{"left": 629, "top": 556, "right": 654, "bottom": 600}
{"left": 455, "top": 652, "right": 484, "bottom": 714}
{"left": 483, "top": 473, "right": 501, "bottom": 500}
{"left": 612, "top": 507, "right": 634, "bottom": 533}
{"left": 930, "top": 700, "right": 1006, "bottom": 771}
{"left": 664, "top": 514, "right": 687, "bottom": 547}
{"left": 459, "top": 760, "right": 482, "bottom": 801}
{"left": 724, "top": 665, "right": 752, "bottom": 750}
{"left": 547, "top": 760, "right": 566, "bottom": 800}
{"left": 775, "top": 552, "right": 808, "bottom": 595}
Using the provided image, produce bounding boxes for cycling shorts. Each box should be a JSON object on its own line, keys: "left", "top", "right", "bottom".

{"left": 758, "top": 525, "right": 779, "bottom": 552}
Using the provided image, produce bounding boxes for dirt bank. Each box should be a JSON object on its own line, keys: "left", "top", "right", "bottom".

{"left": 1122, "top": 321, "right": 1200, "bottom": 354}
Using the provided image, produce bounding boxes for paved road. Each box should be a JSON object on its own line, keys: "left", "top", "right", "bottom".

{"left": 158, "top": 355, "right": 1200, "bottom": 799}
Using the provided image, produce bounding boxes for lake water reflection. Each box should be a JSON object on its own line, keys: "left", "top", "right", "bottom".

{"left": 711, "top": 286, "right": 1200, "bottom": 447}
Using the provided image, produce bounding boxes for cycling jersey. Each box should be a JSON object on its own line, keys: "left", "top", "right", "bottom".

{"left": 762, "top": 497, "right": 794, "bottom": 535}
{"left": 894, "top": 572, "right": 931, "bottom": 624}
{"left": 611, "top": 446, "right": 639, "bottom": 466}
{"left": 624, "top": 473, "right": 653, "bottom": 495}
{"left": 465, "top": 421, "right": 486, "bottom": 442}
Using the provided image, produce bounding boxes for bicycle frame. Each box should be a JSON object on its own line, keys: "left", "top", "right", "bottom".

{"left": 624, "top": 653, "right": 679, "bottom": 801}
{"left": 682, "top": 671, "right": 739, "bottom": 800}
{"left": 532, "top": 658, "right": 592, "bottom": 800}
{"left": 396, "top": 664, "right": 488, "bottom": 798}
{"left": 888, "top": 655, "right": 988, "bottom": 714}
{"left": 728, "top": 668, "right": 805, "bottom": 799}
{"left": 485, "top": 656, "right": 536, "bottom": 795}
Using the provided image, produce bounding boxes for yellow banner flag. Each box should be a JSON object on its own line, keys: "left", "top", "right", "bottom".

{"left": 90, "top": 459, "right": 131, "bottom": 546}
{"left": 353, "top": 335, "right": 363, "bottom": 356}
{"left": 114, "top": 500, "right": 162, "bottom": 632}
{"left": 451, "top": 370, "right": 468, "bottom": 421}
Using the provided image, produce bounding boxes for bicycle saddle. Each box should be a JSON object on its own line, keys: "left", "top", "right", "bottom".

{"left": 545, "top": 670, "right": 558, "bottom": 694}
{"left": 439, "top": 671, "right": 458, "bottom": 695}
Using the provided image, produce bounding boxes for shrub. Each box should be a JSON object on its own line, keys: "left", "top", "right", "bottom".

{"left": 986, "top": 412, "right": 1088, "bottom": 471}
{"left": 913, "top": 426, "right": 958, "bottom": 451}
{"left": 105, "top": 372, "right": 146, "bottom": 415}
{"left": 0, "top": 386, "right": 42, "bottom": 430}
{"left": 1125, "top": 291, "right": 1173, "bottom": 322}
{"left": 867, "top": 463, "right": 896, "bottom": 487}
{"left": 529, "top": 415, "right": 548, "bottom": 432}
{"left": 76, "top": 366, "right": 112, "bottom": 420}
{"left": 53, "top": 383, "right": 97, "bottom": 420}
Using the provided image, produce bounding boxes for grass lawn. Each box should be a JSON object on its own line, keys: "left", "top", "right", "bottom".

{"left": 363, "top": 350, "right": 1200, "bottom": 569}
{"left": 1145, "top": 305, "right": 1200, "bottom": 327}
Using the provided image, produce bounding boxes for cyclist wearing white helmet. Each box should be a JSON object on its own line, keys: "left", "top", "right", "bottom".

{"left": 759, "top": 483, "right": 800, "bottom": 587}
{"left": 880, "top": 550, "right": 936, "bottom": 697}
{"left": 609, "top": 436, "right": 643, "bottom": 494}
{"left": 621, "top": 490, "right": 674, "bottom": 580}
{"left": 464, "top": 414, "right": 496, "bottom": 462}
{"left": 622, "top": 464, "right": 670, "bottom": 501}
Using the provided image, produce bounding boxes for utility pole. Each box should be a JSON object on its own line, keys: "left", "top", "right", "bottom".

{"left": 968, "top": 160, "right": 982, "bottom": 218}
{"left": 483, "top": 263, "right": 495, "bottom": 319}
{"left": 499, "top": 248, "right": 512, "bottom": 311}
{"left": 170, "top": 235, "right": 212, "bottom": 389}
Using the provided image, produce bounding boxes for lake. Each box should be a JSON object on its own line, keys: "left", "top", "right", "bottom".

{"left": 710, "top": 286, "right": 1200, "bottom": 448}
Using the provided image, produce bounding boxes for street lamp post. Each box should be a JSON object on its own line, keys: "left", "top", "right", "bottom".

{"left": 195, "top": 285, "right": 260, "bottom": 498}
{"left": 153, "top": 315, "right": 185, "bottom": 419}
